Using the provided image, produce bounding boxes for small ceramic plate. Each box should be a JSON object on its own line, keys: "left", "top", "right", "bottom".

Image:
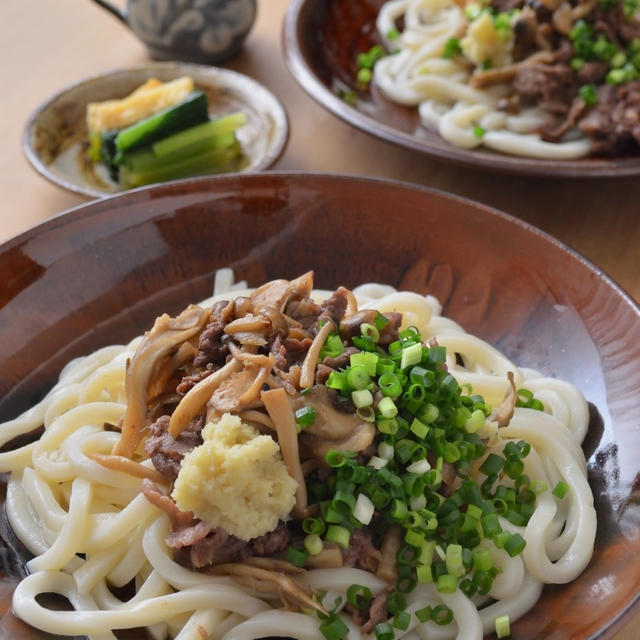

{"left": 23, "top": 62, "right": 289, "bottom": 198}
{"left": 283, "top": 0, "right": 640, "bottom": 178}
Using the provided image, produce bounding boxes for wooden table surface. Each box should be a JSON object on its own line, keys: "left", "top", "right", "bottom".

{"left": 0, "top": 1, "right": 638, "bottom": 638}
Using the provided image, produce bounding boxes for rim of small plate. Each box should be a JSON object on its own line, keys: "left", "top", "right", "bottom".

{"left": 22, "top": 62, "right": 289, "bottom": 198}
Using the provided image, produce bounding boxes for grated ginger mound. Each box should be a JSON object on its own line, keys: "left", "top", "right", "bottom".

{"left": 171, "top": 413, "right": 297, "bottom": 541}
{"left": 461, "top": 12, "right": 513, "bottom": 69}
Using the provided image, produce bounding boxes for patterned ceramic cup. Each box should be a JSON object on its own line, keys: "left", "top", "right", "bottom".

{"left": 90, "top": 0, "right": 257, "bottom": 63}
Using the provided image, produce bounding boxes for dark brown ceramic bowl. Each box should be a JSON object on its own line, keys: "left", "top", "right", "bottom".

{"left": 1, "top": 173, "right": 639, "bottom": 639}
{"left": 282, "top": 0, "right": 640, "bottom": 178}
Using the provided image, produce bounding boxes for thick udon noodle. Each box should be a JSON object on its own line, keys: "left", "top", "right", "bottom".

{"left": 1, "top": 271, "right": 596, "bottom": 640}
{"left": 374, "top": 0, "right": 591, "bottom": 159}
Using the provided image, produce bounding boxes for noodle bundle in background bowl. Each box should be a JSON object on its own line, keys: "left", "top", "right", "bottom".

{"left": 283, "top": 0, "right": 640, "bottom": 176}
{"left": 0, "top": 173, "right": 639, "bottom": 639}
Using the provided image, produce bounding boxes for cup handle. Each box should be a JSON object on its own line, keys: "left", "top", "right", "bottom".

{"left": 89, "top": 0, "right": 128, "bottom": 25}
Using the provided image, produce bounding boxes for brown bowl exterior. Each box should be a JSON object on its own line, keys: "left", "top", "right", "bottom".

{"left": 282, "top": 0, "right": 640, "bottom": 178}
{"left": 0, "top": 173, "right": 639, "bottom": 638}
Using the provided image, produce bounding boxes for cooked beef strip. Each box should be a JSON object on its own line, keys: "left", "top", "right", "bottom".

{"left": 512, "top": 63, "right": 578, "bottom": 116}
{"left": 192, "top": 300, "right": 232, "bottom": 368}
{"left": 319, "top": 287, "right": 350, "bottom": 324}
{"left": 361, "top": 586, "right": 394, "bottom": 635}
{"left": 144, "top": 414, "right": 204, "bottom": 482}
{"left": 190, "top": 520, "right": 291, "bottom": 568}
{"left": 175, "top": 365, "right": 213, "bottom": 395}
{"left": 579, "top": 81, "right": 640, "bottom": 155}
{"left": 342, "top": 528, "right": 382, "bottom": 573}
{"left": 378, "top": 312, "right": 402, "bottom": 346}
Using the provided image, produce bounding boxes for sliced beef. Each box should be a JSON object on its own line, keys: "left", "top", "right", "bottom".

{"left": 378, "top": 312, "right": 402, "bottom": 347}
{"left": 342, "top": 528, "right": 382, "bottom": 573}
{"left": 319, "top": 287, "right": 351, "bottom": 324}
{"left": 193, "top": 300, "right": 232, "bottom": 368}
{"left": 340, "top": 310, "right": 402, "bottom": 346}
{"left": 322, "top": 346, "right": 358, "bottom": 370}
{"left": 541, "top": 95, "right": 587, "bottom": 142}
{"left": 315, "top": 363, "right": 334, "bottom": 386}
{"left": 270, "top": 332, "right": 313, "bottom": 371}
{"left": 249, "top": 520, "right": 292, "bottom": 556}
{"left": 190, "top": 521, "right": 291, "bottom": 568}
{"left": 490, "top": 0, "right": 524, "bottom": 12}
{"left": 579, "top": 82, "right": 640, "bottom": 155}
{"left": 285, "top": 298, "right": 323, "bottom": 332}
{"left": 190, "top": 528, "right": 250, "bottom": 568}
{"left": 361, "top": 586, "right": 394, "bottom": 635}
{"left": 176, "top": 365, "right": 213, "bottom": 395}
{"left": 144, "top": 414, "right": 204, "bottom": 482}
{"left": 339, "top": 309, "right": 378, "bottom": 340}
{"left": 577, "top": 61, "right": 608, "bottom": 84}
{"left": 513, "top": 63, "right": 578, "bottom": 115}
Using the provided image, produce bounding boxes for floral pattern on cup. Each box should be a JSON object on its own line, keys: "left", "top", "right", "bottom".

{"left": 123, "top": 0, "right": 257, "bottom": 63}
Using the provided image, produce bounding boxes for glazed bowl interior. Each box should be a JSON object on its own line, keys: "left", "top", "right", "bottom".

{"left": 1, "top": 173, "right": 639, "bottom": 639}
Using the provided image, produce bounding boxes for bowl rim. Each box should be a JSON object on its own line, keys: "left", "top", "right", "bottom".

{"left": 22, "top": 61, "right": 290, "bottom": 199}
{"left": 281, "top": 0, "right": 640, "bottom": 179}
{"left": 5, "top": 169, "right": 640, "bottom": 317}
{"left": 2, "top": 170, "right": 640, "bottom": 638}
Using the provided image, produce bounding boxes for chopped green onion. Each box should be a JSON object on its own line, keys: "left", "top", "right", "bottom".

{"left": 472, "top": 546, "right": 493, "bottom": 571}
{"left": 405, "top": 528, "right": 425, "bottom": 548}
{"left": 325, "top": 450, "right": 356, "bottom": 467}
{"left": 377, "top": 418, "right": 398, "bottom": 435}
{"left": 393, "top": 610, "right": 411, "bottom": 631}
{"left": 374, "top": 622, "right": 395, "bottom": 640}
{"left": 346, "top": 584, "right": 373, "bottom": 609}
{"left": 464, "top": 409, "right": 486, "bottom": 433}
{"left": 303, "top": 517, "right": 325, "bottom": 535}
{"left": 480, "top": 453, "right": 504, "bottom": 477}
{"left": 360, "top": 323, "right": 380, "bottom": 343}
{"left": 473, "top": 125, "right": 486, "bottom": 138}
{"left": 419, "top": 403, "right": 439, "bottom": 423}
{"left": 481, "top": 513, "right": 502, "bottom": 538}
{"left": 432, "top": 605, "right": 454, "bottom": 625}
{"left": 493, "top": 531, "right": 511, "bottom": 549}
{"left": 325, "top": 525, "right": 351, "bottom": 549}
{"left": 326, "top": 370, "right": 347, "bottom": 392}
{"left": 530, "top": 479, "right": 548, "bottom": 494}
{"left": 295, "top": 406, "right": 316, "bottom": 428}
{"left": 304, "top": 534, "right": 323, "bottom": 555}
{"left": 406, "top": 458, "right": 431, "bottom": 474}
{"left": 442, "top": 36, "right": 462, "bottom": 59}
{"left": 495, "top": 614, "right": 511, "bottom": 639}
{"left": 378, "top": 441, "right": 395, "bottom": 460}
{"left": 285, "top": 546, "right": 308, "bottom": 567}
{"left": 436, "top": 573, "right": 458, "bottom": 593}
{"left": 319, "top": 613, "right": 349, "bottom": 640}
{"left": 445, "top": 544, "right": 465, "bottom": 577}
{"left": 416, "top": 563, "right": 434, "bottom": 583}
{"left": 379, "top": 372, "right": 403, "bottom": 397}
{"left": 378, "top": 397, "right": 398, "bottom": 418}
{"left": 357, "top": 406, "right": 376, "bottom": 422}
{"left": 353, "top": 493, "right": 375, "bottom": 525}
{"left": 552, "top": 481, "right": 569, "bottom": 498}
{"left": 504, "top": 533, "right": 527, "bottom": 557}
{"left": 401, "top": 342, "right": 423, "bottom": 369}
{"left": 347, "top": 364, "right": 370, "bottom": 390}
{"left": 415, "top": 605, "right": 433, "bottom": 622}
{"left": 351, "top": 389, "right": 373, "bottom": 408}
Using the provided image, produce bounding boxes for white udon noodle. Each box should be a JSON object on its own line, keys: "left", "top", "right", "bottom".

{"left": 1, "top": 270, "right": 596, "bottom": 640}
{"left": 374, "top": 0, "right": 591, "bottom": 159}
